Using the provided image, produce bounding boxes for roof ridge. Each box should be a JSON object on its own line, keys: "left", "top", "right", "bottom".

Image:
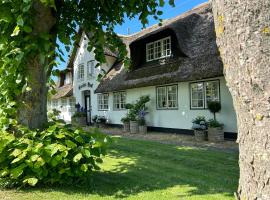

{"left": 119, "top": 2, "right": 209, "bottom": 38}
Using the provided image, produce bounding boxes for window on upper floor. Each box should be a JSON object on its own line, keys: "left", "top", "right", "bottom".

{"left": 156, "top": 85, "right": 178, "bottom": 109}
{"left": 113, "top": 92, "right": 126, "bottom": 110}
{"left": 98, "top": 93, "right": 109, "bottom": 110}
{"left": 190, "top": 80, "right": 220, "bottom": 109}
{"left": 64, "top": 73, "right": 72, "bottom": 85}
{"left": 77, "top": 64, "right": 84, "bottom": 80}
{"left": 146, "top": 37, "right": 171, "bottom": 62}
{"left": 87, "top": 60, "right": 95, "bottom": 78}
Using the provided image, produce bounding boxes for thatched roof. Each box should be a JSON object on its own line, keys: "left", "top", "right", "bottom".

{"left": 95, "top": 2, "right": 223, "bottom": 93}
{"left": 51, "top": 84, "right": 73, "bottom": 100}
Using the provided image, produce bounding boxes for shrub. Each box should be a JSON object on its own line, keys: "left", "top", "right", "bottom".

{"left": 0, "top": 123, "right": 110, "bottom": 188}
{"left": 72, "top": 112, "right": 86, "bottom": 118}
{"left": 208, "top": 119, "right": 223, "bottom": 128}
{"left": 121, "top": 117, "right": 130, "bottom": 123}
{"left": 207, "top": 101, "right": 221, "bottom": 120}
{"left": 192, "top": 116, "right": 207, "bottom": 130}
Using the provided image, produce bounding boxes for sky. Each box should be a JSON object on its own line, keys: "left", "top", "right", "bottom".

{"left": 56, "top": 0, "right": 207, "bottom": 71}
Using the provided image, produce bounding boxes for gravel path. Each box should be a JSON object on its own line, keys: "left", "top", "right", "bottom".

{"left": 91, "top": 126, "right": 239, "bottom": 153}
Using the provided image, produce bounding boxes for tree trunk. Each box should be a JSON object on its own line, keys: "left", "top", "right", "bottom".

{"left": 211, "top": 0, "right": 270, "bottom": 199}
{"left": 17, "top": 2, "right": 56, "bottom": 129}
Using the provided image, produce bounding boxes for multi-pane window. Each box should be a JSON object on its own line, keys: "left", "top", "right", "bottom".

{"left": 87, "top": 60, "right": 95, "bottom": 78}
{"left": 61, "top": 98, "right": 67, "bottom": 111}
{"left": 77, "top": 64, "right": 84, "bottom": 80}
{"left": 190, "top": 80, "right": 220, "bottom": 109}
{"left": 113, "top": 92, "right": 126, "bottom": 110}
{"left": 52, "top": 99, "right": 58, "bottom": 109}
{"left": 69, "top": 97, "right": 76, "bottom": 113}
{"left": 64, "top": 73, "right": 72, "bottom": 85}
{"left": 157, "top": 85, "right": 178, "bottom": 109}
{"left": 98, "top": 93, "right": 109, "bottom": 110}
{"left": 146, "top": 37, "right": 171, "bottom": 62}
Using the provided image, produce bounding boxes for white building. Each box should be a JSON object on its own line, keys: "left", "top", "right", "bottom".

{"left": 56, "top": 3, "right": 238, "bottom": 139}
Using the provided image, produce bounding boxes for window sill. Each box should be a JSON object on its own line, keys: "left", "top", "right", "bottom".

{"left": 156, "top": 108, "right": 178, "bottom": 110}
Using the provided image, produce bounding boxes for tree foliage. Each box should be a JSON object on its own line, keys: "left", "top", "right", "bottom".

{"left": 0, "top": 0, "right": 174, "bottom": 187}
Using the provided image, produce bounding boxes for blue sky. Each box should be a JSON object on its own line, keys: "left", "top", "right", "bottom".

{"left": 57, "top": 0, "right": 207, "bottom": 70}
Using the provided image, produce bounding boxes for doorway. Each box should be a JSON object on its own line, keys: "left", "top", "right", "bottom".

{"left": 84, "top": 90, "right": 91, "bottom": 125}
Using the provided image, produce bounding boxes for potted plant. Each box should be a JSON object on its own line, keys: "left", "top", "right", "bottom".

{"left": 121, "top": 116, "right": 130, "bottom": 132}
{"left": 71, "top": 110, "right": 87, "bottom": 126}
{"left": 126, "top": 95, "right": 150, "bottom": 134}
{"left": 138, "top": 117, "right": 147, "bottom": 134}
{"left": 207, "top": 119, "right": 224, "bottom": 142}
{"left": 207, "top": 101, "right": 224, "bottom": 142}
{"left": 192, "top": 116, "right": 207, "bottom": 141}
{"left": 128, "top": 112, "right": 139, "bottom": 134}
{"left": 97, "top": 116, "right": 107, "bottom": 128}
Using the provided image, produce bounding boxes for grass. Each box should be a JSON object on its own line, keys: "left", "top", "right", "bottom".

{"left": 0, "top": 136, "right": 239, "bottom": 200}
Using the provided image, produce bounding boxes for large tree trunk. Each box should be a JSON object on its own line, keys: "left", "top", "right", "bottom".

{"left": 18, "top": 2, "right": 56, "bottom": 129}
{"left": 211, "top": 0, "right": 270, "bottom": 199}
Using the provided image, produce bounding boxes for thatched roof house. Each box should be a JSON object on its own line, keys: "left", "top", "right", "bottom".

{"left": 95, "top": 2, "right": 223, "bottom": 93}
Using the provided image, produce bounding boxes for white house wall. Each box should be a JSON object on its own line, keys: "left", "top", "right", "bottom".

{"left": 73, "top": 33, "right": 237, "bottom": 133}
{"left": 92, "top": 77, "right": 237, "bottom": 133}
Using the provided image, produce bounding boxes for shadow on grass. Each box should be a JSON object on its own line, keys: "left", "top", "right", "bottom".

{"left": 20, "top": 137, "right": 239, "bottom": 199}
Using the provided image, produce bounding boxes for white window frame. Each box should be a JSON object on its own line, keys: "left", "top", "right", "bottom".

{"left": 61, "top": 98, "right": 67, "bottom": 112}
{"left": 68, "top": 97, "right": 76, "bottom": 113}
{"left": 190, "top": 80, "right": 220, "bottom": 109}
{"left": 77, "top": 64, "right": 84, "bottom": 81}
{"left": 64, "top": 73, "right": 71, "bottom": 85}
{"left": 87, "top": 60, "right": 95, "bottom": 78}
{"left": 52, "top": 99, "right": 58, "bottom": 109}
{"left": 113, "top": 92, "right": 126, "bottom": 110}
{"left": 98, "top": 93, "right": 109, "bottom": 111}
{"left": 146, "top": 36, "right": 171, "bottom": 62}
{"left": 156, "top": 85, "right": 178, "bottom": 110}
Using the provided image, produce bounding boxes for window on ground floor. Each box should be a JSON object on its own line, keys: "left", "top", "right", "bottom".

{"left": 190, "top": 80, "right": 220, "bottom": 109}
{"left": 52, "top": 99, "right": 58, "bottom": 109}
{"left": 113, "top": 92, "right": 126, "bottom": 110}
{"left": 61, "top": 98, "right": 67, "bottom": 111}
{"left": 69, "top": 97, "right": 76, "bottom": 113}
{"left": 98, "top": 93, "right": 109, "bottom": 110}
{"left": 156, "top": 85, "right": 178, "bottom": 109}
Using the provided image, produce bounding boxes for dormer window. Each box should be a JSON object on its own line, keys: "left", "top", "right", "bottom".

{"left": 146, "top": 37, "right": 171, "bottom": 62}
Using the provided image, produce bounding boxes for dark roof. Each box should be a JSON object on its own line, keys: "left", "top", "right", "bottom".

{"left": 51, "top": 84, "right": 73, "bottom": 99}
{"left": 95, "top": 2, "right": 224, "bottom": 93}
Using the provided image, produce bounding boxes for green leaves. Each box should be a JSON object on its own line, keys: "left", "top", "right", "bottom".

{"left": 73, "top": 153, "right": 83, "bottom": 163}
{"left": 0, "top": 122, "right": 110, "bottom": 187}
{"left": 23, "top": 177, "right": 38, "bottom": 186}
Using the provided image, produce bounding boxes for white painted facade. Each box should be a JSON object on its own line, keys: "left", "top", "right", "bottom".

{"left": 72, "top": 33, "right": 237, "bottom": 133}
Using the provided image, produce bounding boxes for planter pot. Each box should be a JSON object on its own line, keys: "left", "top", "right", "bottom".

{"left": 123, "top": 122, "right": 130, "bottom": 132}
{"left": 208, "top": 127, "right": 224, "bottom": 142}
{"left": 99, "top": 123, "right": 106, "bottom": 128}
{"left": 130, "top": 121, "right": 139, "bottom": 134}
{"left": 194, "top": 130, "right": 206, "bottom": 141}
{"left": 139, "top": 125, "right": 147, "bottom": 134}
{"left": 72, "top": 116, "right": 87, "bottom": 126}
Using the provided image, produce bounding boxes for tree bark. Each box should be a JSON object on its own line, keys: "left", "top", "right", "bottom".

{"left": 211, "top": 0, "right": 270, "bottom": 199}
{"left": 17, "top": 2, "right": 56, "bottom": 129}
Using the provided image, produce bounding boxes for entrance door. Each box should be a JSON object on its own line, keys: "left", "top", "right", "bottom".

{"left": 84, "top": 91, "right": 91, "bottom": 125}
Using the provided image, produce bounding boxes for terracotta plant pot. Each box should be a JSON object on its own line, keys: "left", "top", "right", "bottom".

{"left": 123, "top": 122, "right": 130, "bottom": 132}
{"left": 208, "top": 127, "right": 224, "bottom": 142}
{"left": 139, "top": 125, "right": 147, "bottom": 134}
{"left": 194, "top": 130, "right": 206, "bottom": 141}
{"left": 130, "top": 121, "right": 139, "bottom": 134}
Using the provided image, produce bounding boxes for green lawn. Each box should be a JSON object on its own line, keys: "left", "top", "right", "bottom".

{"left": 0, "top": 136, "right": 239, "bottom": 200}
